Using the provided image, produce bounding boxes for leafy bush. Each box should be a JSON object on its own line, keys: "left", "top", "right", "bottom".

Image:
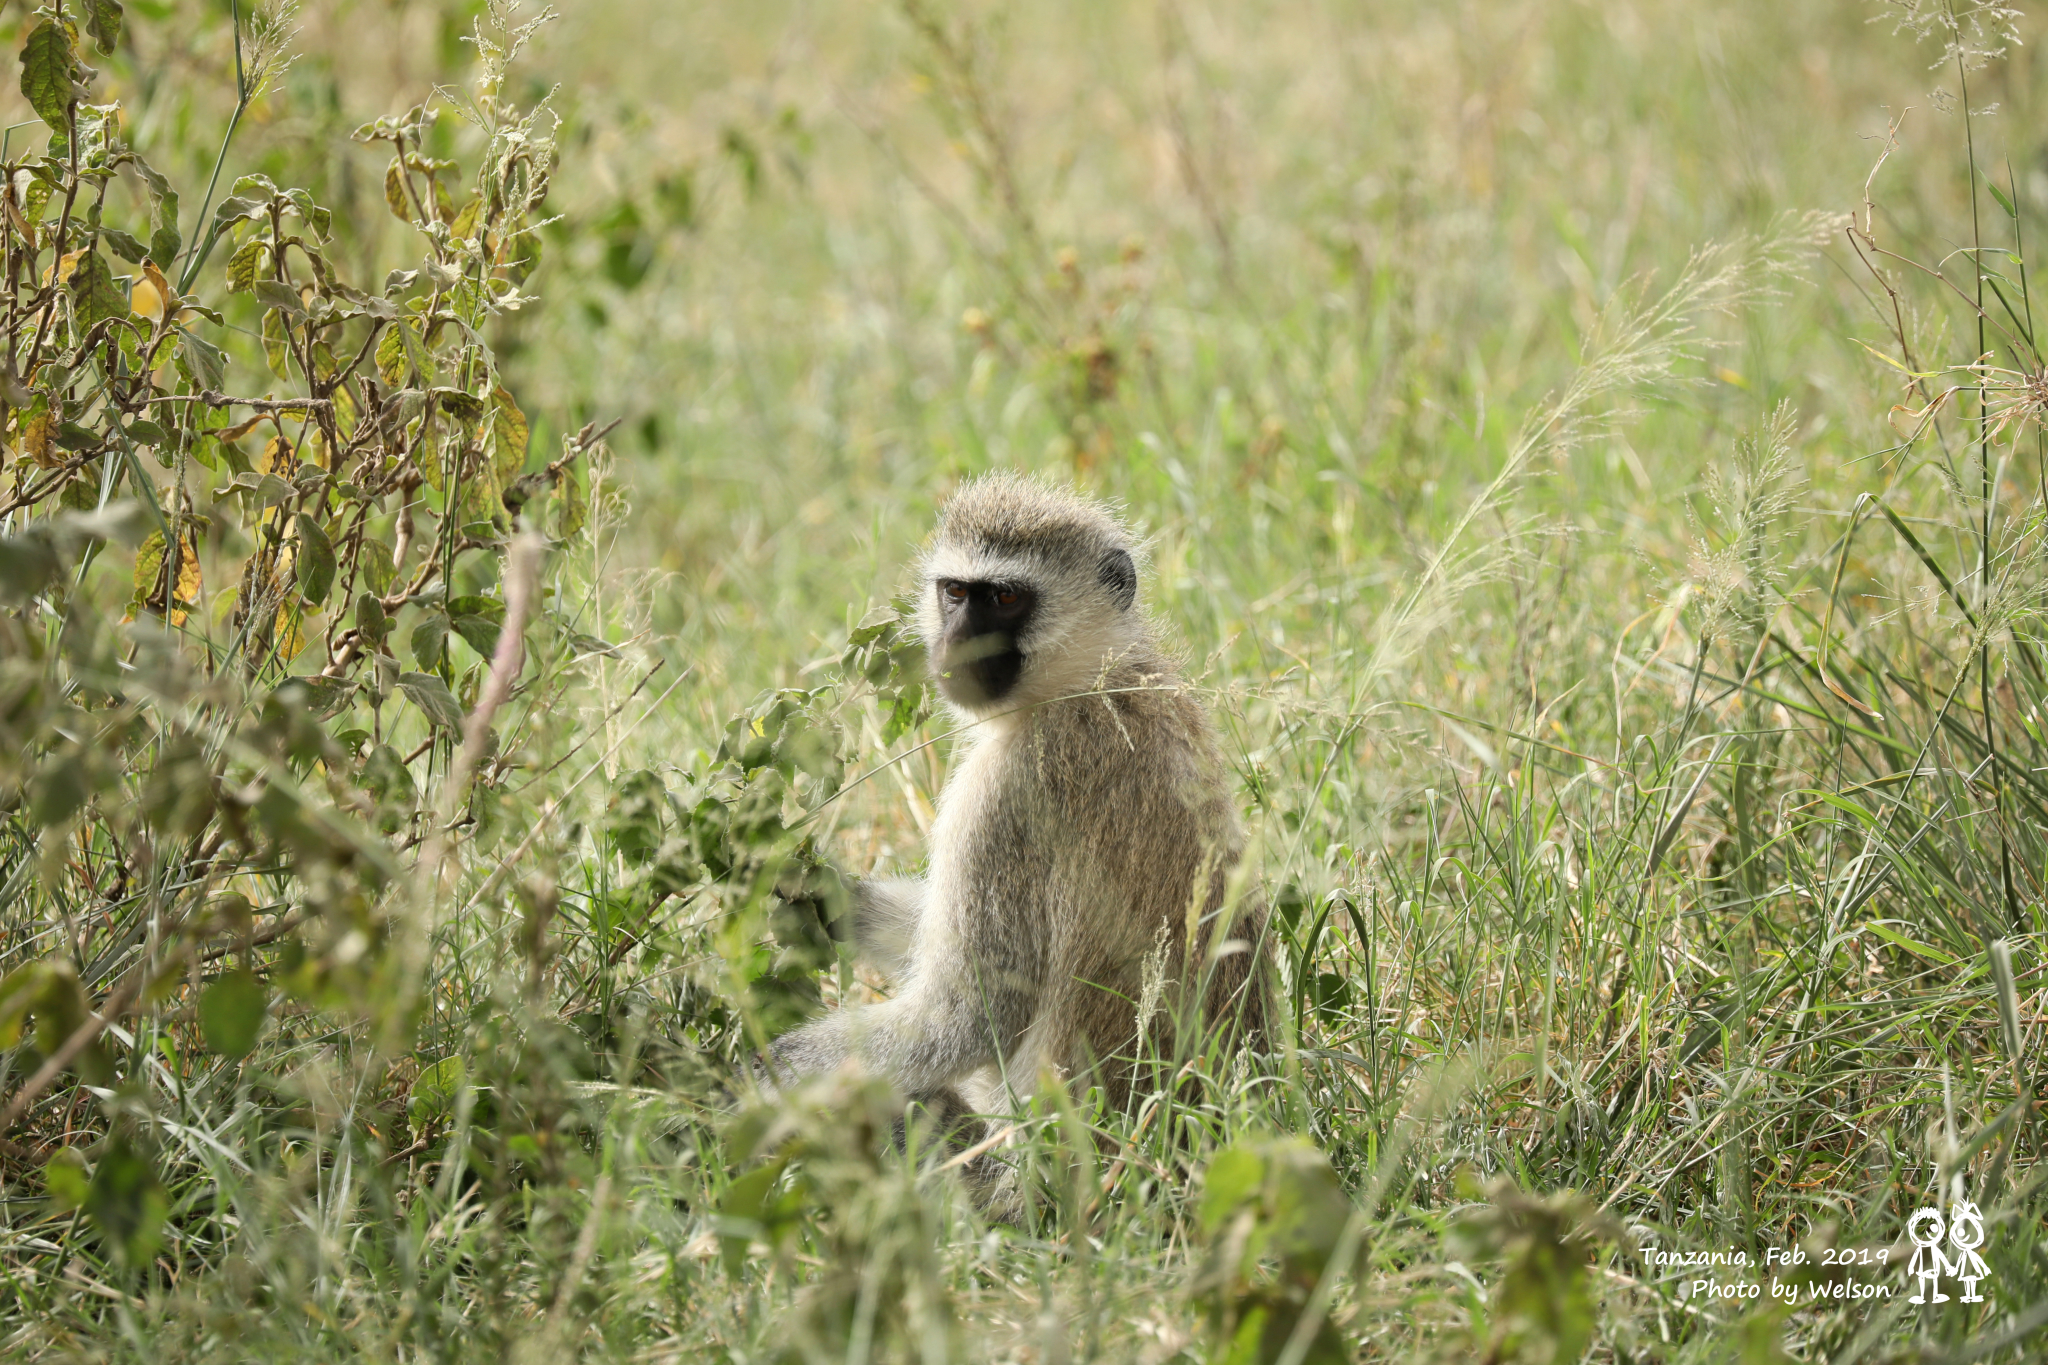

{"left": 0, "top": 0, "right": 591, "bottom": 1252}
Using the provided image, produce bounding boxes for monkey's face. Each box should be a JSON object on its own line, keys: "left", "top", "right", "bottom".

{"left": 933, "top": 578, "right": 1039, "bottom": 707}
{"left": 920, "top": 473, "right": 1146, "bottom": 717}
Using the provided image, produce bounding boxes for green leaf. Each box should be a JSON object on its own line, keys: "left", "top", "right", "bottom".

{"left": 253, "top": 278, "right": 305, "bottom": 316}
{"left": 409, "top": 612, "right": 450, "bottom": 671}
{"left": 143, "top": 166, "right": 180, "bottom": 265}
{"left": 83, "top": 0, "right": 122, "bottom": 55}
{"left": 355, "top": 591, "right": 388, "bottom": 642}
{"left": 245, "top": 472, "right": 295, "bottom": 510}
{"left": 283, "top": 187, "right": 331, "bottom": 240}
{"left": 296, "top": 676, "right": 356, "bottom": 718}
{"left": 199, "top": 969, "right": 266, "bottom": 1057}
{"left": 375, "top": 318, "right": 434, "bottom": 387}
{"left": 207, "top": 194, "right": 269, "bottom": 236}
{"left": 436, "top": 387, "right": 484, "bottom": 424}
{"left": 362, "top": 742, "right": 417, "bottom": 833}
{"left": 0, "top": 529, "right": 63, "bottom": 604}
{"left": 416, "top": 436, "right": 444, "bottom": 492}
{"left": 150, "top": 221, "right": 181, "bottom": 267}
{"left": 83, "top": 1134, "right": 169, "bottom": 1268}
{"left": 395, "top": 314, "right": 435, "bottom": 384}
{"left": 716, "top": 1157, "right": 802, "bottom": 1276}
{"left": 177, "top": 332, "right": 227, "bottom": 390}
{"left": 445, "top": 595, "right": 505, "bottom": 623}
{"left": 397, "top": 671, "right": 464, "bottom": 730}
{"left": 226, "top": 238, "right": 267, "bottom": 293}
{"left": 0, "top": 962, "right": 57, "bottom": 1048}
{"left": 292, "top": 512, "right": 336, "bottom": 605}
{"left": 44, "top": 1148, "right": 89, "bottom": 1210}
{"left": 488, "top": 385, "right": 528, "bottom": 484}
{"left": 606, "top": 769, "right": 669, "bottom": 863}
{"left": 1988, "top": 178, "right": 2017, "bottom": 220}
{"left": 553, "top": 460, "right": 587, "bottom": 540}
{"left": 69, "top": 250, "right": 127, "bottom": 331}
{"left": 55, "top": 420, "right": 100, "bottom": 452}
{"left": 19, "top": 21, "right": 77, "bottom": 133}
{"left": 1200, "top": 1146, "right": 1266, "bottom": 1237}
{"left": 457, "top": 453, "right": 504, "bottom": 530}
{"left": 357, "top": 539, "right": 396, "bottom": 594}
{"left": 880, "top": 685, "right": 927, "bottom": 745}
{"left": 101, "top": 226, "right": 147, "bottom": 263}
{"left": 449, "top": 594, "right": 505, "bottom": 658}
{"left": 374, "top": 325, "right": 406, "bottom": 386}
{"left": 59, "top": 474, "right": 99, "bottom": 511}
{"left": 261, "top": 304, "right": 293, "bottom": 381}
{"left": 407, "top": 1055, "right": 465, "bottom": 1128}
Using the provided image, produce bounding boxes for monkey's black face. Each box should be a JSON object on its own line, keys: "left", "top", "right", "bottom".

{"left": 934, "top": 578, "right": 1039, "bottom": 705}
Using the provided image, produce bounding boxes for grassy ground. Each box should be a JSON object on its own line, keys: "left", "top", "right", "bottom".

{"left": 7, "top": 0, "right": 2048, "bottom": 1360}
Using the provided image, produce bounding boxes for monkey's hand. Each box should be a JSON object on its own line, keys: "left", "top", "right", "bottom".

{"left": 769, "top": 851, "right": 854, "bottom": 955}
{"left": 772, "top": 860, "right": 925, "bottom": 987}
{"left": 767, "top": 968, "right": 1035, "bottom": 1099}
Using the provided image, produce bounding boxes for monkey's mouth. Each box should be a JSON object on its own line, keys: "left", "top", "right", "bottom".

{"left": 937, "top": 633, "right": 1025, "bottom": 706}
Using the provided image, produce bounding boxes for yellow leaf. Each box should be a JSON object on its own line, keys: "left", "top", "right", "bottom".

{"left": 131, "top": 529, "right": 202, "bottom": 626}
{"left": 384, "top": 158, "right": 411, "bottom": 223}
{"left": 132, "top": 532, "right": 164, "bottom": 608}
{"left": 130, "top": 261, "right": 175, "bottom": 323}
{"left": 1, "top": 180, "right": 32, "bottom": 243}
{"left": 214, "top": 413, "right": 269, "bottom": 443}
{"left": 273, "top": 599, "right": 308, "bottom": 663}
{"left": 332, "top": 384, "right": 358, "bottom": 438}
{"left": 259, "top": 433, "right": 291, "bottom": 475}
{"left": 172, "top": 533, "right": 201, "bottom": 626}
{"left": 1853, "top": 338, "right": 1936, "bottom": 379}
{"left": 130, "top": 276, "right": 162, "bottom": 322}
{"left": 53, "top": 247, "right": 87, "bottom": 284}
{"left": 22, "top": 408, "right": 59, "bottom": 468}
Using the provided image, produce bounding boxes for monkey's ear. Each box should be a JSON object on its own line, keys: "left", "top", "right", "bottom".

{"left": 1098, "top": 548, "right": 1137, "bottom": 610}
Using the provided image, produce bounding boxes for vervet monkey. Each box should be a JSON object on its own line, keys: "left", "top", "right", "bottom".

{"left": 769, "top": 473, "right": 1270, "bottom": 1127}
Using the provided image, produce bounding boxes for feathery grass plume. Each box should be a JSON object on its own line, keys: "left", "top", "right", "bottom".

{"left": 241, "top": 2, "right": 303, "bottom": 99}
{"left": 1350, "top": 215, "right": 1837, "bottom": 713}
{"left": 1686, "top": 400, "right": 1804, "bottom": 649}
{"left": 1878, "top": 0, "right": 2023, "bottom": 69}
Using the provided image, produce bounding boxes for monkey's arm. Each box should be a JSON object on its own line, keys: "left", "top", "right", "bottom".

{"left": 849, "top": 876, "right": 925, "bottom": 984}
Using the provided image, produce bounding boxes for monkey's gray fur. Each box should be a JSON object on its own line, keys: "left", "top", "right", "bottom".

{"left": 768, "top": 472, "right": 1271, "bottom": 1142}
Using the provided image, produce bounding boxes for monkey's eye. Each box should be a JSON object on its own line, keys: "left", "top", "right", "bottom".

{"left": 943, "top": 583, "right": 968, "bottom": 604}
{"left": 995, "top": 589, "right": 1018, "bottom": 606}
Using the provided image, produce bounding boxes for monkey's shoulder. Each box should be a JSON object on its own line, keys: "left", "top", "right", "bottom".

{"left": 1009, "top": 688, "right": 1231, "bottom": 820}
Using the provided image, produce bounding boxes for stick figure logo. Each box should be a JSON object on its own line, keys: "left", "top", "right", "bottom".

{"left": 1905, "top": 1195, "right": 1995, "bottom": 1305}
{"left": 1949, "top": 1200, "right": 1991, "bottom": 1303}
{"left": 1907, "top": 1207, "right": 1949, "bottom": 1304}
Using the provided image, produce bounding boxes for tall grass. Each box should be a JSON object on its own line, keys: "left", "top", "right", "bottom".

{"left": 7, "top": 1, "right": 2048, "bottom": 1361}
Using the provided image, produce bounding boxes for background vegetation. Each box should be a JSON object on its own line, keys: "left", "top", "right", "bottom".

{"left": 3, "top": 0, "right": 2048, "bottom": 1360}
